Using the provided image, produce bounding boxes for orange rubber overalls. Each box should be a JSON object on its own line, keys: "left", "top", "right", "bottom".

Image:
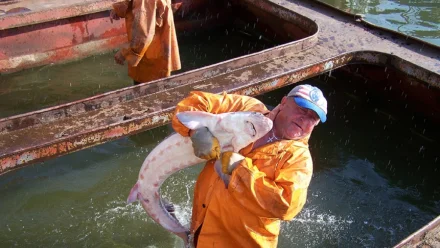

{"left": 172, "top": 91, "right": 314, "bottom": 247}
{"left": 112, "top": 0, "right": 181, "bottom": 83}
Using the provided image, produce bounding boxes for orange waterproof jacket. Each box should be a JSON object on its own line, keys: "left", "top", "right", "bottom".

{"left": 112, "top": 0, "right": 181, "bottom": 82}
{"left": 172, "top": 91, "right": 314, "bottom": 247}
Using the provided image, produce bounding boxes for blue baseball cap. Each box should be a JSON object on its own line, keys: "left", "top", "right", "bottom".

{"left": 287, "top": 84, "right": 327, "bottom": 123}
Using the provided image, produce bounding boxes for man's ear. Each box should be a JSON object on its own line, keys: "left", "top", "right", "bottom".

{"left": 280, "top": 96, "right": 288, "bottom": 108}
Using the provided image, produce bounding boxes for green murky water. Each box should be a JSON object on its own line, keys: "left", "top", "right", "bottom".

{"left": 319, "top": 0, "right": 440, "bottom": 46}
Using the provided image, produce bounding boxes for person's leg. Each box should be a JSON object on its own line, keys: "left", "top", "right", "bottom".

{"left": 131, "top": 58, "right": 170, "bottom": 83}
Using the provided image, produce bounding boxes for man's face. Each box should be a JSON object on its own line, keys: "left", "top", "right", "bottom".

{"left": 274, "top": 97, "right": 320, "bottom": 140}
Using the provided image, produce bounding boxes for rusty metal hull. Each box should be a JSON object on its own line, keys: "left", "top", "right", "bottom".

{"left": 0, "top": 0, "right": 129, "bottom": 73}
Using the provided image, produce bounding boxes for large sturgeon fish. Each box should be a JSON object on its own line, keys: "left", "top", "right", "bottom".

{"left": 127, "top": 111, "right": 273, "bottom": 245}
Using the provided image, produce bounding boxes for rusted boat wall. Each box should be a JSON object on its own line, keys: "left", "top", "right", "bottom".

{"left": 0, "top": 11, "right": 126, "bottom": 73}
{"left": 0, "top": 0, "right": 132, "bottom": 73}
{"left": 231, "top": 0, "right": 315, "bottom": 42}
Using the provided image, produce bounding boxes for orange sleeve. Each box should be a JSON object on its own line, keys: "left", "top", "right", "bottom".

{"left": 228, "top": 149, "right": 313, "bottom": 220}
{"left": 171, "top": 91, "right": 269, "bottom": 137}
{"left": 112, "top": 1, "right": 130, "bottom": 18}
{"left": 120, "top": 0, "right": 161, "bottom": 66}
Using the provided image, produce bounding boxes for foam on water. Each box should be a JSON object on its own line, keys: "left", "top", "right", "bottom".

{"left": 280, "top": 207, "right": 354, "bottom": 247}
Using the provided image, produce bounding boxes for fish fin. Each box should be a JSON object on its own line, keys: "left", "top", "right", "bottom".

{"left": 176, "top": 111, "right": 216, "bottom": 130}
{"left": 127, "top": 182, "right": 139, "bottom": 204}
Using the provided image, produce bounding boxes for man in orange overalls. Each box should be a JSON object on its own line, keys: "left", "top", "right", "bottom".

{"left": 110, "top": 0, "right": 181, "bottom": 84}
{"left": 172, "top": 84, "right": 328, "bottom": 247}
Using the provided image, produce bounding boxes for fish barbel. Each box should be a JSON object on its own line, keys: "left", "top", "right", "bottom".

{"left": 127, "top": 111, "right": 273, "bottom": 245}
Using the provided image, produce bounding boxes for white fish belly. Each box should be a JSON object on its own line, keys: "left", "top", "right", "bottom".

{"left": 137, "top": 133, "right": 204, "bottom": 233}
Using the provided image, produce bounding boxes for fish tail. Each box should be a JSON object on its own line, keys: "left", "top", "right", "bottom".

{"left": 127, "top": 182, "right": 139, "bottom": 204}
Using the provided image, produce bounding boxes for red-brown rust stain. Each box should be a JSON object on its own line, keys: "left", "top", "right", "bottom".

{"left": 87, "top": 14, "right": 126, "bottom": 39}
{"left": 46, "top": 49, "right": 75, "bottom": 65}
{"left": 58, "top": 142, "right": 68, "bottom": 153}
{"left": 102, "top": 126, "right": 125, "bottom": 139}
{"left": 70, "top": 21, "right": 89, "bottom": 44}
{"left": 101, "top": 26, "right": 126, "bottom": 38}
{"left": 0, "top": 144, "right": 60, "bottom": 173}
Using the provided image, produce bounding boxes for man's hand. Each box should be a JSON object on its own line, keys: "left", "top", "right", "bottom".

{"left": 214, "top": 152, "right": 245, "bottom": 188}
{"left": 114, "top": 50, "right": 125, "bottom": 65}
{"left": 109, "top": 9, "right": 120, "bottom": 23}
{"left": 190, "top": 127, "right": 220, "bottom": 160}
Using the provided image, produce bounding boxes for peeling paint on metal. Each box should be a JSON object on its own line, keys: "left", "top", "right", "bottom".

{"left": 151, "top": 115, "right": 171, "bottom": 125}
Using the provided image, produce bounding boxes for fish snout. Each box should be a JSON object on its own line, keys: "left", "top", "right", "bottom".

{"left": 252, "top": 116, "right": 273, "bottom": 137}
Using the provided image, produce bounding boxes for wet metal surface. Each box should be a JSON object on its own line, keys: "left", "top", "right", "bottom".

{"left": 0, "top": 0, "right": 439, "bottom": 178}
{"left": 394, "top": 216, "right": 440, "bottom": 248}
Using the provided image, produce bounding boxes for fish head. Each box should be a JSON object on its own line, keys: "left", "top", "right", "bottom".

{"left": 176, "top": 110, "right": 272, "bottom": 152}
{"left": 220, "top": 111, "right": 273, "bottom": 151}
